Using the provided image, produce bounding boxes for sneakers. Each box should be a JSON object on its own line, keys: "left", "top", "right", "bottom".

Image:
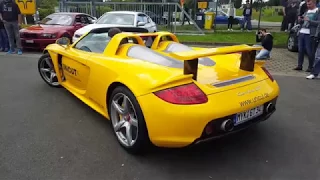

{"left": 7, "top": 49, "right": 15, "bottom": 54}
{"left": 6, "top": 49, "right": 22, "bottom": 55}
{"left": 306, "top": 74, "right": 318, "bottom": 79}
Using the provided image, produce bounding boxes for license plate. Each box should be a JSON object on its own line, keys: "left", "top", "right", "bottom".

{"left": 234, "top": 105, "right": 264, "bottom": 126}
{"left": 26, "top": 40, "right": 34, "bottom": 43}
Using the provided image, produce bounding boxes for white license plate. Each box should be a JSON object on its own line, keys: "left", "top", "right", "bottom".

{"left": 26, "top": 40, "right": 34, "bottom": 43}
{"left": 234, "top": 105, "right": 264, "bottom": 126}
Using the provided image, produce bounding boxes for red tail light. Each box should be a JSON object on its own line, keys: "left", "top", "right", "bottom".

{"left": 261, "top": 67, "right": 274, "bottom": 81}
{"left": 154, "top": 83, "right": 208, "bottom": 105}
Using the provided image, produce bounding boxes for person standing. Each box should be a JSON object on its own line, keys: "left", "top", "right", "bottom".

{"left": 286, "top": 1, "right": 299, "bottom": 30}
{"left": 305, "top": 6, "right": 320, "bottom": 78}
{"left": 293, "top": 0, "right": 318, "bottom": 72}
{"left": 281, "top": 0, "right": 289, "bottom": 31}
{"left": 241, "top": 3, "right": 252, "bottom": 31}
{"left": 0, "top": 18, "right": 9, "bottom": 52}
{"left": 181, "top": 5, "right": 190, "bottom": 25}
{"left": 0, "top": 0, "right": 23, "bottom": 55}
{"left": 227, "top": 3, "right": 235, "bottom": 31}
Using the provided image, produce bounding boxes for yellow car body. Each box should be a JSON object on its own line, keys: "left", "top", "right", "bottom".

{"left": 38, "top": 28, "right": 280, "bottom": 153}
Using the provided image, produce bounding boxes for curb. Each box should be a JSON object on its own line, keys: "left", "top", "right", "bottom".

{"left": 180, "top": 41, "right": 287, "bottom": 48}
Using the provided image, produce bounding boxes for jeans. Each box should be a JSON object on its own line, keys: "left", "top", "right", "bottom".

{"left": 241, "top": 16, "right": 252, "bottom": 30}
{"left": 256, "top": 49, "right": 270, "bottom": 60}
{"left": 298, "top": 33, "right": 313, "bottom": 69}
{"left": 3, "top": 21, "right": 21, "bottom": 51}
{"left": 312, "top": 47, "right": 320, "bottom": 76}
{"left": 281, "top": 15, "right": 288, "bottom": 31}
{"left": 0, "top": 28, "right": 9, "bottom": 50}
{"left": 228, "top": 16, "right": 234, "bottom": 29}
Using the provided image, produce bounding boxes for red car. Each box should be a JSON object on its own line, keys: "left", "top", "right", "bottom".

{"left": 20, "top": 12, "right": 96, "bottom": 50}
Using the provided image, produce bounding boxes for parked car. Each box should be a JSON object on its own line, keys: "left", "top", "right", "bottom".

{"left": 207, "top": 9, "right": 244, "bottom": 25}
{"left": 72, "top": 11, "right": 157, "bottom": 43}
{"left": 20, "top": 12, "right": 96, "bottom": 50}
{"left": 287, "top": 24, "right": 300, "bottom": 52}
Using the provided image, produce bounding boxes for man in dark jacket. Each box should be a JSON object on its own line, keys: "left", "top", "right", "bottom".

{"left": 0, "top": 0, "right": 23, "bottom": 55}
{"left": 241, "top": 3, "right": 252, "bottom": 31}
{"left": 286, "top": 1, "right": 299, "bottom": 30}
{"left": 256, "top": 29, "right": 273, "bottom": 60}
{"left": 0, "top": 18, "right": 9, "bottom": 51}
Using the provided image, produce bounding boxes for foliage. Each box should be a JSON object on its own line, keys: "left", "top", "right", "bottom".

{"left": 234, "top": 0, "right": 242, "bottom": 8}
{"left": 37, "top": 0, "right": 58, "bottom": 19}
{"left": 177, "top": 32, "right": 288, "bottom": 46}
{"left": 236, "top": 7, "right": 282, "bottom": 22}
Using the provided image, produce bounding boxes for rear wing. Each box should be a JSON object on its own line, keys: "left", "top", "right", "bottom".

{"left": 170, "top": 45, "right": 262, "bottom": 80}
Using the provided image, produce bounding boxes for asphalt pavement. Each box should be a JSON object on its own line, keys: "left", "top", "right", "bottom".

{"left": 0, "top": 52, "right": 320, "bottom": 180}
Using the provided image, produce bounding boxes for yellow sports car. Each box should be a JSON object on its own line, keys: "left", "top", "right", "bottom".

{"left": 38, "top": 27, "right": 280, "bottom": 154}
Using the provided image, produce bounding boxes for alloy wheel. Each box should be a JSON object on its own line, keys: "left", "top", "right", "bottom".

{"left": 288, "top": 36, "right": 294, "bottom": 50}
{"left": 110, "top": 93, "right": 139, "bottom": 147}
{"left": 39, "top": 56, "right": 60, "bottom": 86}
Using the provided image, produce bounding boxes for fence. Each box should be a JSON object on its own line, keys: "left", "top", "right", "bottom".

{"left": 59, "top": 1, "right": 204, "bottom": 35}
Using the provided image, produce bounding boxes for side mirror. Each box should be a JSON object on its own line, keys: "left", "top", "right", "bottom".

{"left": 56, "top": 37, "right": 70, "bottom": 47}
{"left": 137, "top": 21, "right": 146, "bottom": 26}
{"left": 91, "top": 19, "right": 96, "bottom": 23}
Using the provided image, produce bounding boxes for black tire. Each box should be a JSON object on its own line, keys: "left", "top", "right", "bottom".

{"left": 287, "top": 34, "right": 298, "bottom": 52}
{"left": 38, "top": 53, "right": 61, "bottom": 88}
{"left": 108, "top": 86, "right": 150, "bottom": 154}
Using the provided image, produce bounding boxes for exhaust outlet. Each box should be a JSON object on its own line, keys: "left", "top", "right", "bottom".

{"left": 266, "top": 103, "right": 273, "bottom": 113}
{"left": 221, "top": 119, "right": 234, "bottom": 132}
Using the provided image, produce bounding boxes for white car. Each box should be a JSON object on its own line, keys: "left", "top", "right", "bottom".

{"left": 72, "top": 11, "right": 157, "bottom": 43}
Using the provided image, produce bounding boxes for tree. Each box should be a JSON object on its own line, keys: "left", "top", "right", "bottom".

{"left": 234, "top": 0, "right": 242, "bottom": 8}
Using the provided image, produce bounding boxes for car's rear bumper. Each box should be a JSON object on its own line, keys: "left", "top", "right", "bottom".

{"left": 21, "top": 38, "right": 57, "bottom": 50}
{"left": 137, "top": 79, "right": 280, "bottom": 148}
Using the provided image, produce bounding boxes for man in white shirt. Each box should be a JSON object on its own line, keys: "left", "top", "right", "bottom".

{"left": 294, "top": 0, "right": 318, "bottom": 72}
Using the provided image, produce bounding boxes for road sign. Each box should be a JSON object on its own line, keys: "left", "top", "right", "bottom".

{"left": 15, "top": 0, "right": 36, "bottom": 15}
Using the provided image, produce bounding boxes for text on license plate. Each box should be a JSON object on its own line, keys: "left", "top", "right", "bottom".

{"left": 26, "top": 40, "right": 34, "bottom": 43}
{"left": 234, "top": 105, "right": 264, "bottom": 126}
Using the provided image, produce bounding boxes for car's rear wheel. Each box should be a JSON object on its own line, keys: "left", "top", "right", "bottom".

{"left": 108, "top": 86, "right": 150, "bottom": 154}
{"left": 287, "top": 34, "right": 298, "bottom": 52}
{"left": 38, "top": 53, "right": 61, "bottom": 88}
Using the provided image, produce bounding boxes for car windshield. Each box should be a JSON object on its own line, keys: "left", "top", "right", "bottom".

{"left": 96, "top": 13, "right": 135, "bottom": 25}
{"left": 74, "top": 32, "right": 111, "bottom": 53}
{"left": 40, "top": 14, "right": 73, "bottom": 26}
{"left": 127, "top": 45, "right": 183, "bottom": 68}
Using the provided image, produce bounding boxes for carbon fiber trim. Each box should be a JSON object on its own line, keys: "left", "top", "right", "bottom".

{"left": 212, "top": 75, "right": 255, "bottom": 87}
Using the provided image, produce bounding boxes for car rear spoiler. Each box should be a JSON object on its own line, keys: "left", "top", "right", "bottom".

{"left": 170, "top": 44, "right": 262, "bottom": 80}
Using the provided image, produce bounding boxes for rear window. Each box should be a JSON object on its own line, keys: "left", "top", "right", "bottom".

{"left": 127, "top": 45, "right": 183, "bottom": 68}
{"left": 165, "top": 42, "right": 216, "bottom": 66}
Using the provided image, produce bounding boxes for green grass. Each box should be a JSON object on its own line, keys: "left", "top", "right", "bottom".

{"left": 236, "top": 7, "right": 283, "bottom": 22}
{"left": 177, "top": 32, "right": 288, "bottom": 46}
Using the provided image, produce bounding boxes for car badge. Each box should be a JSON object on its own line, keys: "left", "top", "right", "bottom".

{"left": 237, "top": 86, "right": 260, "bottom": 96}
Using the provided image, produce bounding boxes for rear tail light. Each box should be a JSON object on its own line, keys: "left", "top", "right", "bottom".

{"left": 261, "top": 67, "right": 274, "bottom": 82}
{"left": 154, "top": 83, "right": 208, "bottom": 105}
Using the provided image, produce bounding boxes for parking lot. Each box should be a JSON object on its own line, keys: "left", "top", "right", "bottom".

{"left": 0, "top": 49, "right": 319, "bottom": 180}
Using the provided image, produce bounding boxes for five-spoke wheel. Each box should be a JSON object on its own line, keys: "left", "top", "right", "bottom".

{"left": 109, "top": 86, "right": 150, "bottom": 154}
{"left": 38, "top": 53, "right": 61, "bottom": 87}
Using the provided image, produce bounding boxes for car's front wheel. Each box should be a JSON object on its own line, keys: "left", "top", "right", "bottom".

{"left": 287, "top": 34, "right": 298, "bottom": 52}
{"left": 38, "top": 53, "right": 61, "bottom": 88}
{"left": 108, "top": 86, "right": 150, "bottom": 154}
